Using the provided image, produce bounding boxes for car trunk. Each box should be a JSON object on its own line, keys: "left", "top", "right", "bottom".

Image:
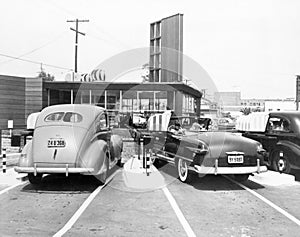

{"left": 185, "top": 131, "right": 261, "bottom": 167}
{"left": 32, "top": 125, "right": 87, "bottom": 167}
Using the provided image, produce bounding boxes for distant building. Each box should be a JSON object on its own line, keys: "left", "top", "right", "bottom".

{"left": 214, "top": 91, "right": 297, "bottom": 116}
{"left": 264, "top": 98, "right": 296, "bottom": 111}
{"left": 200, "top": 98, "right": 218, "bottom": 118}
{"left": 214, "top": 92, "right": 241, "bottom": 106}
{"left": 240, "top": 99, "right": 265, "bottom": 112}
{"left": 213, "top": 92, "right": 242, "bottom": 115}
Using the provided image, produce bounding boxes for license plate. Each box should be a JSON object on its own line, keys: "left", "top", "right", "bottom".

{"left": 228, "top": 155, "right": 244, "bottom": 164}
{"left": 48, "top": 138, "right": 66, "bottom": 148}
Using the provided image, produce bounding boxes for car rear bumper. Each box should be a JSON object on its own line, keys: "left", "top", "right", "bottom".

{"left": 192, "top": 164, "right": 267, "bottom": 175}
{"left": 15, "top": 165, "right": 94, "bottom": 176}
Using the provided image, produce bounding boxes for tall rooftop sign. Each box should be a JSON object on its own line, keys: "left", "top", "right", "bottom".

{"left": 149, "top": 13, "right": 183, "bottom": 83}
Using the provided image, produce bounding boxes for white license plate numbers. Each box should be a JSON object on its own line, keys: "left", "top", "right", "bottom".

{"left": 48, "top": 138, "right": 65, "bottom": 148}
{"left": 228, "top": 155, "right": 244, "bottom": 164}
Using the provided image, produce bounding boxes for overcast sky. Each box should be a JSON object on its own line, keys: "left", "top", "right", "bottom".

{"left": 0, "top": 0, "right": 299, "bottom": 99}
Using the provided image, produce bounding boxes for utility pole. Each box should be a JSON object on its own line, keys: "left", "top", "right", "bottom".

{"left": 67, "top": 19, "right": 89, "bottom": 73}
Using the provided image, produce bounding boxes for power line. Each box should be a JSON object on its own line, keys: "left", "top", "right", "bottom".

{"left": 39, "top": 0, "right": 132, "bottom": 49}
{"left": 0, "top": 31, "right": 68, "bottom": 66}
{"left": 0, "top": 53, "right": 72, "bottom": 71}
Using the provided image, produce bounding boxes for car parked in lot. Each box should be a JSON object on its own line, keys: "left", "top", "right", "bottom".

{"left": 15, "top": 104, "right": 123, "bottom": 185}
{"left": 213, "top": 117, "right": 236, "bottom": 130}
{"left": 236, "top": 111, "right": 300, "bottom": 174}
{"left": 138, "top": 111, "right": 267, "bottom": 182}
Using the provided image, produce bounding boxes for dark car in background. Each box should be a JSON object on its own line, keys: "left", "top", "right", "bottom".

{"left": 236, "top": 111, "right": 300, "bottom": 174}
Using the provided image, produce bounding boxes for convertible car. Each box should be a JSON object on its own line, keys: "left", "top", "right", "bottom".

{"left": 141, "top": 111, "right": 267, "bottom": 182}
{"left": 15, "top": 104, "right": 123, "bottom": 185}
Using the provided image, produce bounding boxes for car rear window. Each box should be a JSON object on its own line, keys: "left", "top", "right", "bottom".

{"left": 44, "top": 112, "right": 83, "bottom": 123}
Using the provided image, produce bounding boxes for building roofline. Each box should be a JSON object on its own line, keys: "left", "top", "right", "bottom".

{"left": 44, "top": 81, "right": 202, "bottom": 98}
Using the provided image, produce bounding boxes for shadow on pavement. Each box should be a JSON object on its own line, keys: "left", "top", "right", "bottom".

{"left": 189, "top": 174, "right": 265, "bottom": 191}
{"left": 21, "top": 174, "right": 99, "bottom": 194}
{"left": 21, "top": 165, "right": 121, "bottom": 194}
{"left": 155, "top": 162, "right": 265, "bottom": 191}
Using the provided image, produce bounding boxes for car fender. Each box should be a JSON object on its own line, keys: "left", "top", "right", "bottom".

{"left": 276, "top": 140, "right": 300, "bottom": 156}
{"left": 110, "top": 134, "right": 123, "bottom": 160}
{"left": 273, "top": 140, "right": 300, "bottom": 168}
{"left": 78, "top": 140, "right": 108, "bottom": 175}
{"left": 18, "top": 140, "right": 33, "bottom": 168}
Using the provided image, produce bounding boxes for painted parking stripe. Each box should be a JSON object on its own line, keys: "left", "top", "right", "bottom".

{"left": 149, "top": 164, "right": 196, "bottom": 237}
{"left": 224, "top": 175, "right": 300, "bottom": 227}
{"left": 53, "top": 171, "right": 119, "bottom": 237}
{"left": 162, "top": 187, "right": 196, "bottom": 237}
{"left": 0, "top": 182, "right": 27, "bottom": 196}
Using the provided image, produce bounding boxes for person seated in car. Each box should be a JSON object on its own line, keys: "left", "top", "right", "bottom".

{"left": 273, "top": 120, "right": 284, "bottom": 131}
{"left": 168, "top": 120, "right": 185, "bottom": 135}
{"left": 190, "top": 122, "right": 202, "bottom": 131}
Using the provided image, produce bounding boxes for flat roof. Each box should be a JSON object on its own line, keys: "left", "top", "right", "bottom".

{"left": 44, "top": 81, "right": 202, "bottom": 98}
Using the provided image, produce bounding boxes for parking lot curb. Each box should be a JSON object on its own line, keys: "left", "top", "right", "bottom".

{"left": 122, "top": 156, "right": 166, "bottom": 190}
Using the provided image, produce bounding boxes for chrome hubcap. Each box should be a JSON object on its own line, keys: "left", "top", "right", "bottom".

{"left": 179, "top": 160, "right": 187, "bottom": 177}
{"left": 278, "top": 159, "right": 285, "bottom": 171}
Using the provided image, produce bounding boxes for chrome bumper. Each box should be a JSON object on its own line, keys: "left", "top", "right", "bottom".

{"left": 15, "top": 165, "right": 94, "bottom": 177}
{"left": 192, "top": 159, "right": 267, "bottom": 175}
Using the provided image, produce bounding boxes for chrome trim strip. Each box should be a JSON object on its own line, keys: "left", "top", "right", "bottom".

{"left": 192, "top": 165, "right": 268, "bottom": 175}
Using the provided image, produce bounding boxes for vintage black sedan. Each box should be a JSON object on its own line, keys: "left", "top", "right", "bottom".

{"left": 15, "top": 104, "right": 123, "bottom": 185}
{"left": 144, "top": 111, "right": 267, "bottom": 182}
{"left": 236, "top": 111, "right": 300, "bottom": 174}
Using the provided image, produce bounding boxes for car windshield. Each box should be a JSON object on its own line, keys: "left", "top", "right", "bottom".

{"left": 44, "top": 112, "right": 83, "bottom": 123}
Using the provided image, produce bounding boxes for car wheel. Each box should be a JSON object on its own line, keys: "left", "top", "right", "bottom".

{"left": 28, "top": 173, "right": 43, "bottom": 185}
{"left": 271, "top": 150, "right": 291, "bottom": 174}
{"left": 176, "top": 158, "right": 192, "bottom": 183}
{"left": 233, "top": 174, "right": 249, "bottom": 182}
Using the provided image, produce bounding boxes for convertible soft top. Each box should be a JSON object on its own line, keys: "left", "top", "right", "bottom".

{"left": 147, "top": 110, "right": 172, "bottom": 132}
{"left": 236, "top": 112, "right": 269, "bottom": 132}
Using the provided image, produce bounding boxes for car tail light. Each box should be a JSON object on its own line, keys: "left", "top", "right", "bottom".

{"left": 186, "top": 141, "right": 208, "bottom": 155}
{"left": 257, "top": 143, "right": 266, "bottom": 155}
{"left": 197, "top": 141, "right": 209, "bottom": 155}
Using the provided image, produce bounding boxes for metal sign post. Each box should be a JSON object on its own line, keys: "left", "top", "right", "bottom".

{"left": 8, "top": 120, "right": 13, "bottom": 138}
